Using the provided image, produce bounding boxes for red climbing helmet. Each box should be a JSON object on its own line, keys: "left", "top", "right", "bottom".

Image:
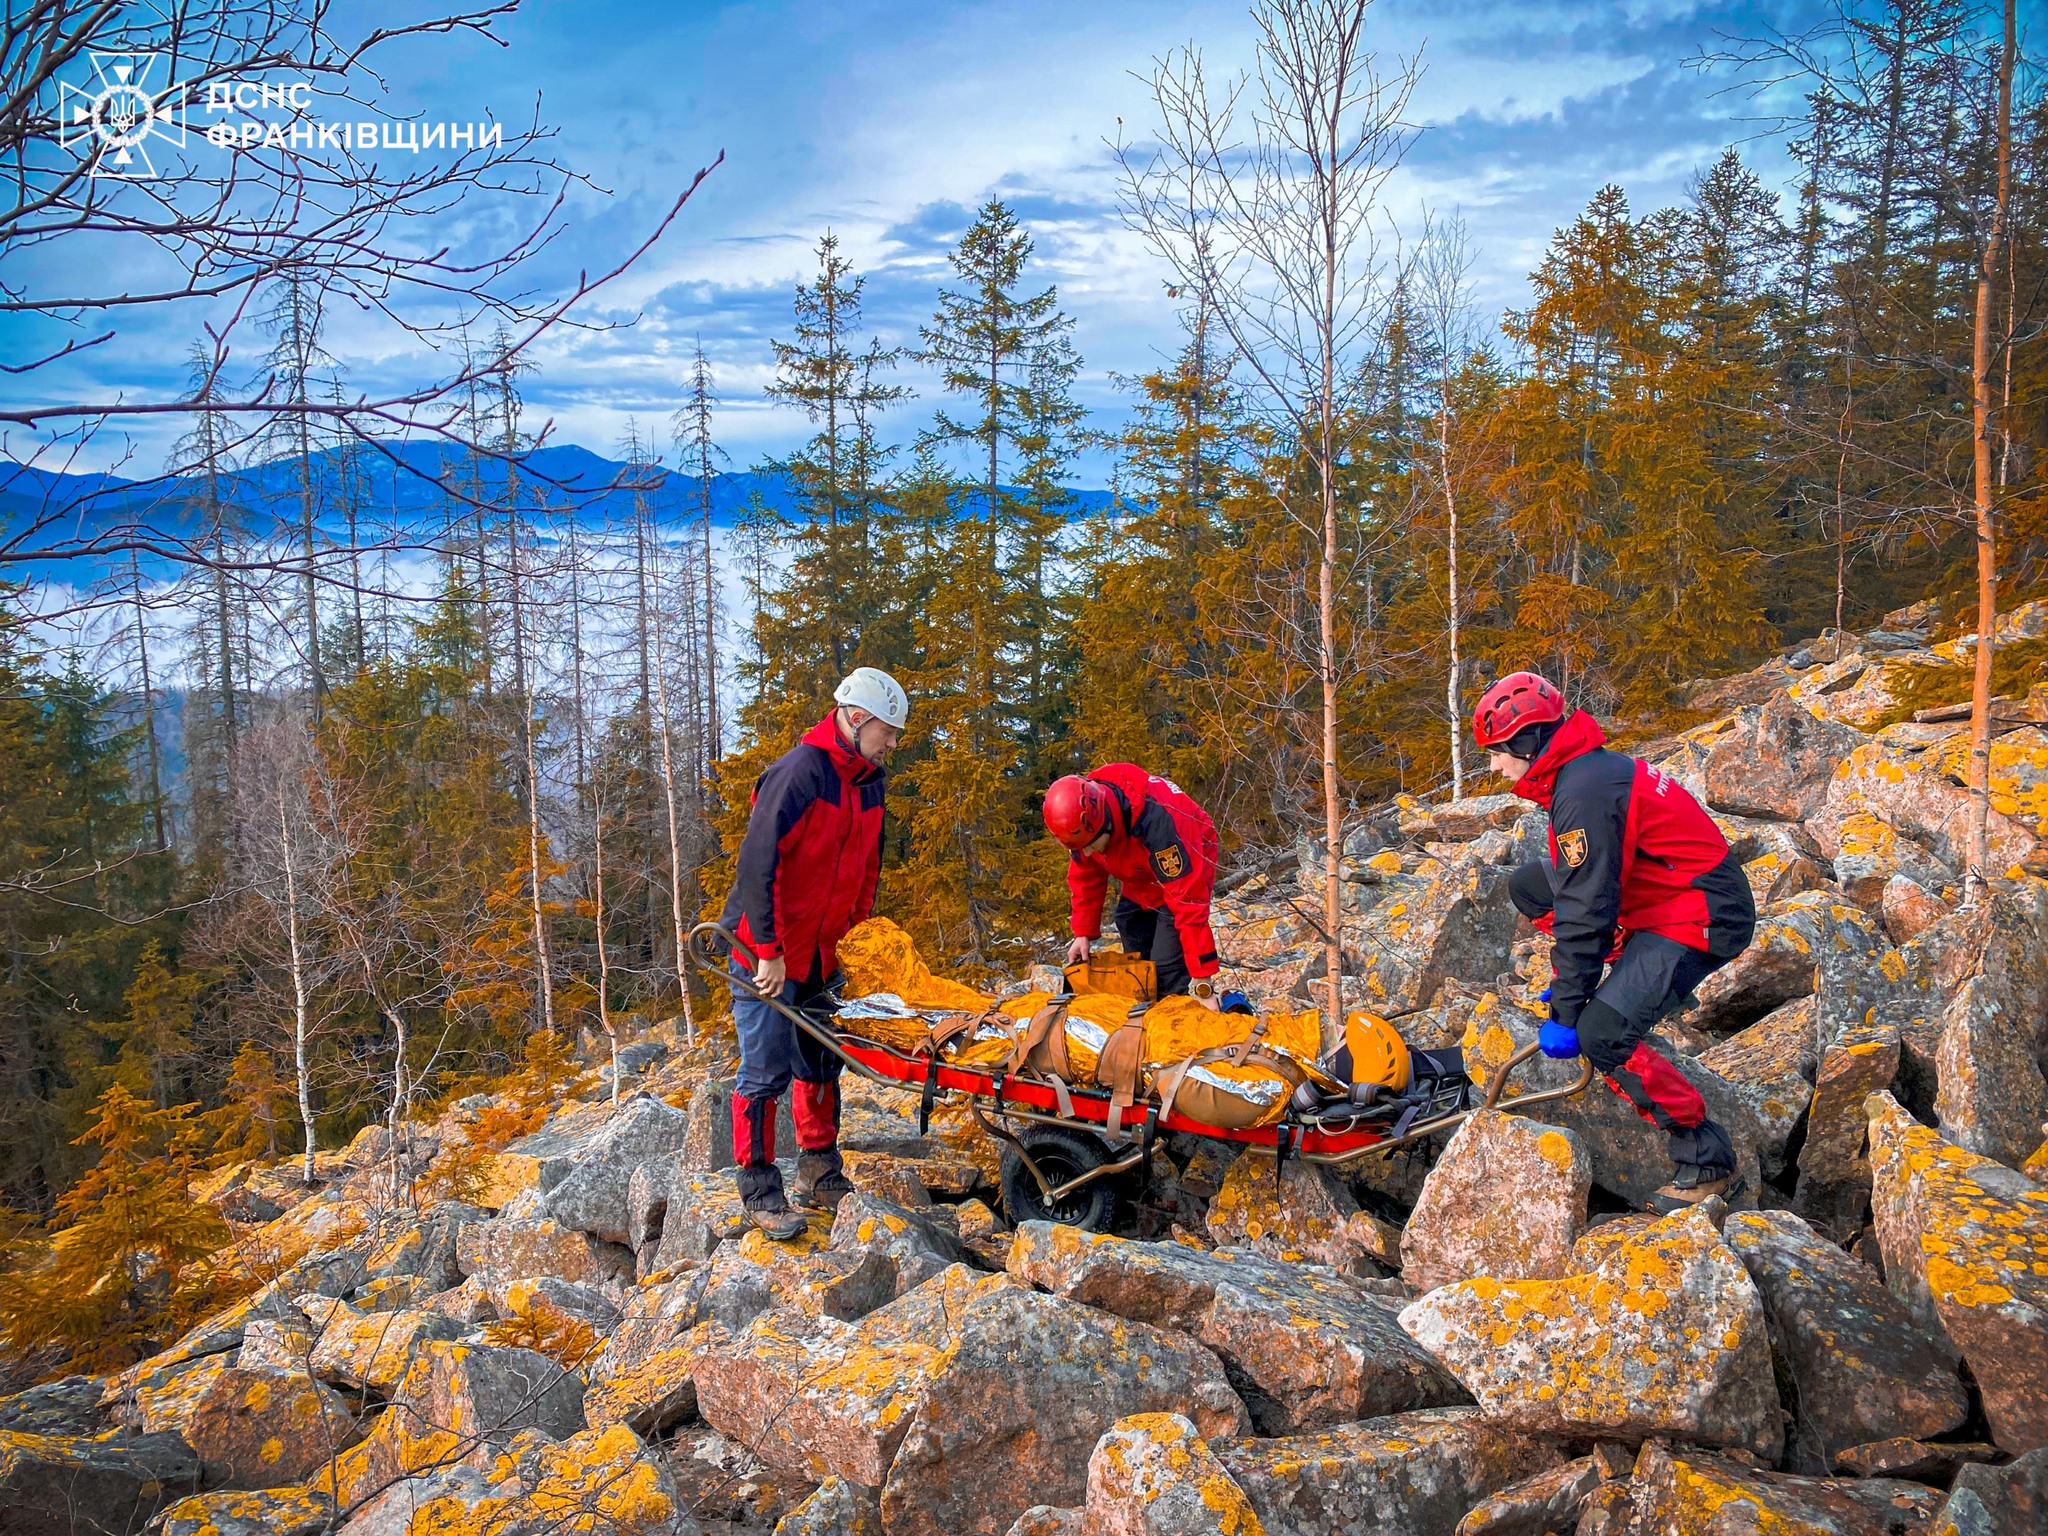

{"left": 1043, "top": 775, "right": 1112, "bottom": 850}
{"left": 1472, "top": 671, "right": 1566, "bottom": 749}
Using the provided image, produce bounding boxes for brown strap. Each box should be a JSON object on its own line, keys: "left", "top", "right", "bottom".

{"left": 1005, "top": 1001, "right": 1073, "bottom": 1081}
{"left": 1154, "top": 1055, "right": 1196, "bottom": 1127}
{"left": 1225, "top": 1016, "right": 1271, "bottom": 1068}
{"left": 919, "top": 1012, "right": 979, "bottom": 1056}
{"left": 1045, "top": 1074, "right": 1076, "bottom": 1120}
{"left": 1095, "top": 1020, "right": 1147, "bottom": 1136}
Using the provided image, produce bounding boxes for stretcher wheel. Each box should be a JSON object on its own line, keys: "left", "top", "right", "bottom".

{"left": 999, "top": 1125, "right": 1124, "bottom": 1233}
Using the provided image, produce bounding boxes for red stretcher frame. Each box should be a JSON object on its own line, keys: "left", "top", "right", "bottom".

{"left": 688, "top": 921, "right": 1592, "bottom": 1206}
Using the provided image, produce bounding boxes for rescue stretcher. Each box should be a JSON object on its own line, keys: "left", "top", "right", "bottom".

{"left": 688, "top": 920, "right": 1593, "bottom": 1232}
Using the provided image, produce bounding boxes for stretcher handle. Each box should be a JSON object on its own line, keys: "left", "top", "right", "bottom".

{"left": 1483, "top": 1039, "right": 1597, "bottom": 1112}
{"left": 1302, "top": 1037, "right": 1596, "bottom": 1170}
{"left": 685, "top": 920, "right": 890, "bottom": 1088}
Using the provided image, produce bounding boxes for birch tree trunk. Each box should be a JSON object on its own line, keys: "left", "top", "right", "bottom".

{"left": 278, "top": 798, "right": 317, "bottom": 1183}
{"left": 1965, "top": 0, "right": 2015, "bottom": 906}
{"left": 1441, "top": 402, "right": 1463, "bottom": 800}
{"left": 593, "top": 793, "right": 618, "bottom": 1103}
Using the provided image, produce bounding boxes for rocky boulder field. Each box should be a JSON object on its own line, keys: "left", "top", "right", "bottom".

{"left": 7, "top": 605, "right": 2048, "bottom": 1535}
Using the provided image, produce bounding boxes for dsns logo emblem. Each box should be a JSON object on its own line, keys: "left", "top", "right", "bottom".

{"left": 60, "top": 52, "right": 186, "bottom": 178}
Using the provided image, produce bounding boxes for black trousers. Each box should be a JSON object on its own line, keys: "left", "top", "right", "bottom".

{"left": 1508, "top": 857, "right": 1751, "bottom": 1177}
{"left": 1114, "top": 897, "right": 1190, "bottom": 996}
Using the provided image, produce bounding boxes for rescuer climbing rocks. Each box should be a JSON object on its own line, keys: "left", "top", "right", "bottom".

{"left": 1475, "top": 670, "right": 1755, "bottom": 1213}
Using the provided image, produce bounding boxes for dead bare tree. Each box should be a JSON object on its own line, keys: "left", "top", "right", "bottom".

{"left": 650, "top": 569, "right": 699, "bottom": 1044}
{"left": 1118, "top": 0, "right": 1420, "bottom": 1037}
{"left": 1413, "top": 211, "right": 1480, "bottom": 801}
{"left": 231, "top": 721, "right": 335, "bottom": 1182}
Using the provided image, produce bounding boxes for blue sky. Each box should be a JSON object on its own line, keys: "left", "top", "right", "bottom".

{"left": 9, "top": 0, "right": 1823, "bottom": 481}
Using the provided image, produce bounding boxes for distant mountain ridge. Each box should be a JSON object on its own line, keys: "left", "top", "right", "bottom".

{"left": 0, "top": 441, "right": 1118, "bottom": 582}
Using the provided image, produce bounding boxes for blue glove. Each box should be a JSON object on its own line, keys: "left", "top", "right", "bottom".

{"left": 1219, "top": 989, "right": 1255, "bottom": 1015}
{"left": 1539, "top": 1018, "right": 1580, "bottom": 1060}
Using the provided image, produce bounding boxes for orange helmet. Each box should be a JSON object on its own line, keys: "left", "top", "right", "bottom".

{"left": 1043, "top": 775, "right": 1112, "bottom": 850}
{"left": 1473, "top": 671, "right": 1565, "bottom": 749}
{"left": 1344, "top": 1012, "right": 1412, "bottom": 1093}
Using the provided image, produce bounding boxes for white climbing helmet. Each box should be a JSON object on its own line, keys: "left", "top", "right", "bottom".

{"left": 833, "top": 666, "right": 909, "bottom": 729}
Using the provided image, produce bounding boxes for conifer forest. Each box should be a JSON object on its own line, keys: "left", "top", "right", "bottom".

{"left": 0, "top": 0, "right": 2042, "bottom": 1370}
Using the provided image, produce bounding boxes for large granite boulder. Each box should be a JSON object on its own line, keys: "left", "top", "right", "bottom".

{"left": 1625, "top": 1440, "right": 1942, "bottom": 1535}
{"left": 1399, "top": 1206, "right": 1782, "bottom": 1459}
{"left": 536, "top": 1093, "right": 692, "bottom": 1245}
{"left": 1007, "top": 1221, "right": 1464, "bottom": 1434}
{"left": 1702, "top": 692, "right": 1864, "bottom": 822}
{"left": 1868, "top": 1091, "right": 2048, "bottom": 1452}
{"left": 1400, "top": 1110, "right": 1590, "bottom": 1294}
{"left": 0, "top": 1430, "right": 199, "bottom": 1535}
{"left": 1724, "top": 1209, "right": 1968, "bottom": 1472}
{"left": 1080, "top": 1413, "right": 1267, "bottom": 1536}
{"left": 1793, "top": 1020, "right": 1903, "bottom": 1239}
{"left": 1210, "top": 1408, "right": 1563, "bottom": 1536}
{"left": 1459, "top": 992, "right": 1766, "bottom": 1207}
{"left": 878, "top": 1284, "right": 1246, "bottom": 1536}
{"left": 1203, "top": 1150, "right": 1398, "bottom": 1273}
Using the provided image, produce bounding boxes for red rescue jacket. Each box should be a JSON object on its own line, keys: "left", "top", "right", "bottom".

{"left": 1512, "top": 710, "right": 1751, "bottom": 1030}
{"left": 1066, "top": 764, "right": 1221, "bottom": 980}
{"left": 721, "top": 712, "right": 885, "bottom": 984}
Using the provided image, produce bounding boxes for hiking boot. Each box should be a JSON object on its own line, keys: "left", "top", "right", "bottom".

{"left": 747, "top": 1199, "right": 809, "bottom": 1240}
{"left": 1646, "top": 1170, "right": 1745, "bottom": 1216}
{"left": 736, "top": 1161, "right": 807, "bottom": 1240}
{"left": 794, "top": 1149, "right": 856, "bottom": 1212}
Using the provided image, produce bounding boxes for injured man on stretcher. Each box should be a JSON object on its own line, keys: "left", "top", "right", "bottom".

{"left": 825, "top": 917, "right": 1470, "bottom": 1135}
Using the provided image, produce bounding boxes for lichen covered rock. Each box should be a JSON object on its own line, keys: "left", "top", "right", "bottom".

{"left": 1793, "top": 1020, "right": 1903, "bottom": 1239}
{"left": 1696, "top": 997, "right": 1821, "bottom": 1179}
{"left": 1702, "top": 692, "right": 1864, "bottom": 823}
{"left": 1723, "top": 1209, "right": 1967, "bottom": 1471}
{"left": 878, "top": 1284, "right": 1246, "bottom": 1536}
{"left": 1007, "top": 1221, "right": 1461, "bottom": 1435}
{"left": 184, "top": 1364, "right": 360, "bottom": 1489}
{"left": 1398, "top": 1206, "right": 1782, "bottom": 1458}
{"left": 1083, "top": 1412, "right": 1265, "bottom": 1536}
{"left": 1934, "top": 1449, "right": 2048, "bottom": 1536}
{"left": 389, "top": 1340, "right": 586, "bottom": 1457}
{"left": 1460, "top": 992, "right": 1765, "bottom": 1206}
{"left": 581, "top": 1319, "right": 714, "bottom": 1436}
{"left": 455, "top": 1213, "right": 631, "bottom": 1293}
{"left": 775, "top": 1474, "right": 885, "bottom": 1535}
{"left": 1625, "top": 1440, "right": 1942, "bottom": 1535}
{"left": 1210, "top": 1407, "right": 1563, "bottom": 1536}
{"left": 0, "top": 1428, "right": 199, "bottom": 1534}
{"left": 1867, "top": 1091, "right": 2048, "bottom": 1452}
{"left": 1451, "top": 1456, "right": 1600, "bottom": 1536}
{"left": 694, "top": 1264, "right": 1015, "bottom": 1486}
{"left": 158, "top": 1486, "right": 336, "bottom": 1536}
{"left": 1934, "top": 970, "right": 2048, "bottom": 1170}
{"left": 306, "top": 1303, "right": 461, "bottom": 1391}
{"left": 1399, "top": 1110, "right": 1590, "bottom": 1294}
{"left": 1204, "top": 1148, "right": 1399, "bottom": 1272}
{"left": 342, "top": 1423, "right": 678, "bottom": 1536}
{"left": 827, "top": 1190, "right": 965, "bottom": 1296}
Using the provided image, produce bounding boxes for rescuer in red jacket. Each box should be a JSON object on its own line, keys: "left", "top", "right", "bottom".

{"left": 1475, "top": 671, "right": 1756, "bottom": 1213}
{"left": 1043, "top": 765, "right": 1222, "bottom": 1003}
{"left": 720, "top": 667, "right": 907, "bottom": 1238}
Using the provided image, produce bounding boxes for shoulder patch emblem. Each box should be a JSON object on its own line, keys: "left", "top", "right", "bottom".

{"left": 1152, "top": 843, "right": 1187, "bottom": 881}
{"left": 1557, "top": 828, "right": 1588, "bottom": 869}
